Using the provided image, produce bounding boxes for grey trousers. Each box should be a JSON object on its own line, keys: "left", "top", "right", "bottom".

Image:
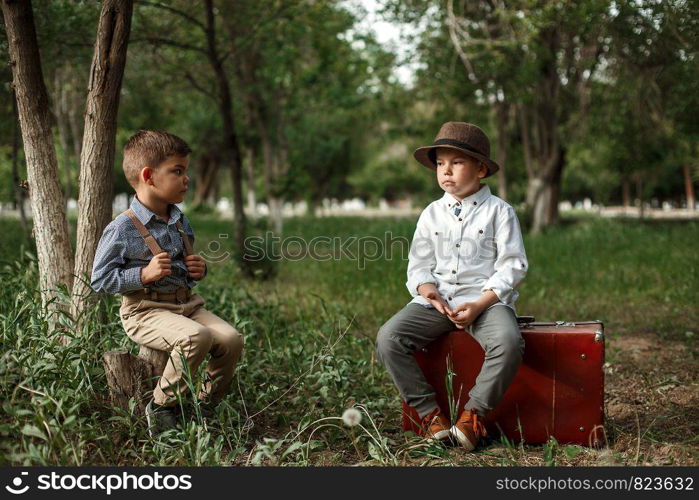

{"left": 376, "top": 303, "right": 524, "bottom": 419}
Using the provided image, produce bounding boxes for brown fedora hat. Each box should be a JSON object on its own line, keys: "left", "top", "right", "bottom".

{"left": 413, "top": 122, "right": 500, "bottom": 177}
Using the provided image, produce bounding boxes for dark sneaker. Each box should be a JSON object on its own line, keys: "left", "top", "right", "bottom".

{"left": 190, "top": 400, "right": 217, "bottom": 420}
{"left": 421, "top": 407, "right": 451, "bottom": 442}
{"left": 145, "top": 399, "right": 179, "bottom": 437}
{"left": 450, "top": 409, "right": 488, "bottom": 451}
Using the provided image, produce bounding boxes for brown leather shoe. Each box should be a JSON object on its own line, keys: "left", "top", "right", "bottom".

{"left": 450, "top": 409, "right": 487, "bottom": 451}
{"left": 422, "top": 407, "right": 450, "bottom": 441}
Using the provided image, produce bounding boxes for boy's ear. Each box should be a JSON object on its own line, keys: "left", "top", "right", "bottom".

{"left": 477, "top": 162, "right": 488, "bottom": 179}
{"left": 141, "top": 167, "right": 154, "bottom": 185}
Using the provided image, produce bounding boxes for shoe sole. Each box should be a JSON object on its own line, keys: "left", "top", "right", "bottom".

{"left": 426, "top": 429, "right": 451, "bottom": 442}
{"left": 145, "top": 401, "right": 156, "bottom": 438}
{"left": 450, "top": 426, "right": 477, "bottom": 451}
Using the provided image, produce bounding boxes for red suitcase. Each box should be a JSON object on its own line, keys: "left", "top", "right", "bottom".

{"left": 402, "top": 318, "right": 605, "bottom": 446}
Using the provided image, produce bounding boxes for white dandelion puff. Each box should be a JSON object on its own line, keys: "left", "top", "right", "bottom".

{"left": 342, "top": 408, "right": 362, "bottom": 427}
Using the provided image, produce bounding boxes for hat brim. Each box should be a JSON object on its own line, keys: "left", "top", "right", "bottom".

{"left": 413, "top": 145, "right": 500, "bottom": 178}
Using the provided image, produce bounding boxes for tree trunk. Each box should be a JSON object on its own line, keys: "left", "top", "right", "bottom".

{"left": 10, "top": 90, "right": 30, "bottom": 241}
{"left": 103, "top": 345, "right": 168, "bottom": 413}
{"left": 246, "top": 147, "right": 257, "bottom": 216}
{"left": 53, "top": 67, "right": 73, "bottom": 211}
{"left": 2, "top": 0, "right": 74, "bottom": 307}
{"left": 683, "top": 164, "right": 695, "bottom": 211}
{"left": 636, "top": 176, "right": 645, "bottom": 219}
{"left": 204, "top": 0, "right": 249, "bottom": 275}
{"left": 494, "top": 101, "right": 509, "bottom": 201}
{"left": 72, "top": 0, "right": 134, "bottom": 319}
{"left": 622, "top": 179, "right": 631, "bottom": 209}
{"left": 193, "top": 153, "right": 218, "bottom": 206}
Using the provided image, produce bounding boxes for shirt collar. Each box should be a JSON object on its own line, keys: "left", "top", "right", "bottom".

{"left": 130, "top": 195, "right": 182, "bottom": 225}
{"left": 441, "top": 184, "right": 491, "bottom": 209}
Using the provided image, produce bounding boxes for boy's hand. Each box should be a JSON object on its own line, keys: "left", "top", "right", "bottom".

{"left": 448, "top": 302, "right": 484, "bottom": 330}
{"left": 141, "top": 251, "right": 172, "bottom": 284}
{"left": 184, "top": 254, "right": 206, "bottom": 279}
{"left": 417, "top": 283, "right": 452, "bottom": 316}
{"left": 448, "top": 291, "right": 499, "bottom": 329}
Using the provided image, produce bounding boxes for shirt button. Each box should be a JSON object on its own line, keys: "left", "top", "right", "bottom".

{"left": 473, "top": 202, "right": 477, "bottom": 205}
{"left": 458, "top": 218, "right": 462, "bottom": 221}
{"left": 434, "top": 232, "right": 439, "bottom": 235}
{"left": 455, "top": 243, "right": 460, "bottom": 248}
{"left": 448, "top": 296, "right": 453, "bottom": 300}
{"left": 456, "top": 282, "right": 461, "bottom": 285}
{"left": 479, "top": 230, "right": 483, "bottom": 234}
{"left": 451, "top": 270, "right": 456, "bottom": 274}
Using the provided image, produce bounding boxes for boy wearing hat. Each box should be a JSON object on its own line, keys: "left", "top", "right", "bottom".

{"left": 91, "top": 130, "right": 244, "bottom": 436}
{"left": 376, "top": 122, "right": 527, "bottom": 451}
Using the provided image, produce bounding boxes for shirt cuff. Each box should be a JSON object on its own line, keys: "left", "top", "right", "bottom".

{"left": 122, "top": 267, "right": 144, "bottom": 292}
{"left": 481, "top": 276, "right": 512, "bottom": 304}
{"left": 406, "top": 270, "right": 435, "bottom": 296}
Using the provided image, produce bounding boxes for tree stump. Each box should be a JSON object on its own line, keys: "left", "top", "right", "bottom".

{"left": 103, "top": 346, "right": 169, "bottom": 414}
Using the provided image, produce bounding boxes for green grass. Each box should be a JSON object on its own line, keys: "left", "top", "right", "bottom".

{"left": 0, "top": 214, "right": 697, "bottom": 465}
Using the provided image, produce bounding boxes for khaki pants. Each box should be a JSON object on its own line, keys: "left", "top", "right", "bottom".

{"left": 120, "top": 293, "right": 244, "bottom": 406}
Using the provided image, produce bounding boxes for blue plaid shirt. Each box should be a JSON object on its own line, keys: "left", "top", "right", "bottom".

{"left": 90, "top": 196, "right": 204, "bottom": 295}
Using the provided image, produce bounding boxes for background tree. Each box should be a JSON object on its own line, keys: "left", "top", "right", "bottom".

{"left": 1, "top": 0, "right": 74, "bottom": 309}
{"left": 72, "top": 0, "right": 134, "bottom": 317}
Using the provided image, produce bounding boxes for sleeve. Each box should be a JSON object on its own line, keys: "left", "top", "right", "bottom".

{"left": 90, "top": 221, "right": 144, "bottom": 294}
{"left": 405, "top": 210, "right": 436, "bottom": 297}
{"left": 182, "top": 215, "right": 207, "bottom": 280}
{"left": 480, "top": 206, "right": 528, "bottom": 304}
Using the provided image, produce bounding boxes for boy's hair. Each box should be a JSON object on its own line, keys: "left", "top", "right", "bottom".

{"left": 123, "top": 130, "right": 192, "bottom": 188}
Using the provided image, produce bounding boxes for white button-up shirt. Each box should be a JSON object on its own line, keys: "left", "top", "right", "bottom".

{"left": 406, "top": 184, "right": 528, "bottom": 313}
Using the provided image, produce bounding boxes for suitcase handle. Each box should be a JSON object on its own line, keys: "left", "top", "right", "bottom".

{"left": 516, "top": 316, "right": 535, "bottom": 324}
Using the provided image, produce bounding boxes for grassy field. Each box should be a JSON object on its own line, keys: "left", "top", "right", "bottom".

{"left": 0, "top": 214, "right": 697, "bottom": 465}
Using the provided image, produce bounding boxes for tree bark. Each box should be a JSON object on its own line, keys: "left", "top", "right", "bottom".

{"left": 193, "top": 153, "right": 219, "bottom": 206}
{"left": 683, "top": 164, "right": 695, "bottom": 211}
{"left": 72, "top": 0, "right": 134, "bottom": 318}
{"left": 103, "top": 346, "right": 168, "bottom": 413}
{"left": 2, "top": 0, "right": 74, "bottom": 306}
{"left": 203, "top": 0, "right": 249, "bottom": 274}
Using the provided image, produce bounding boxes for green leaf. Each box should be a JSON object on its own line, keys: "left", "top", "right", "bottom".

{"left": 21, "top": 424, "right": 47, "bottom": 441}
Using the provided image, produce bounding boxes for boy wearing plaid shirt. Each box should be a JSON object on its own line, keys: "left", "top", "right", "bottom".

{"left": 92, "top": 130, "right": 243, "bottom": 436}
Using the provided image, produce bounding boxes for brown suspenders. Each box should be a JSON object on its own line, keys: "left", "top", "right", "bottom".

{"left": 124, "top": 209, "right": 194, "bottom": 257}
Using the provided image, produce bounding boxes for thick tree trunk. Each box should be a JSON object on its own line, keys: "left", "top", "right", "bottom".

{"left": 204, "top": 0, "right": 249, "bottom": 275}
{"left": 683, "top": 164, "right": 695, "bottom": 211}
{"left": 72, "top": 0, "right": 134, "bottom": 319}
{"left": 2, "top": 0, "right": 74, "bottom": 306}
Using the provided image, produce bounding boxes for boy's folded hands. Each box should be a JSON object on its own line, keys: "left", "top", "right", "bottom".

{"left": 448, "top": 302, "right": 483, "bottom": 330}
{"left": 140, "top": 251, "right": 172, "bottom": 284}
{"left": 417, "top": 282, "right": 485, "bottom": 330}
{"left": 184, "top": 254, "right": 206, "bottom": 279}
{"left": 140, "top": 252, "right": 207, "bottom": 284}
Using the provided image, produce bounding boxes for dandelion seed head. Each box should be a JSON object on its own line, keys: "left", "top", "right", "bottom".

{"left": 342, "top": 407, "right": 362, "bottom": 427}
